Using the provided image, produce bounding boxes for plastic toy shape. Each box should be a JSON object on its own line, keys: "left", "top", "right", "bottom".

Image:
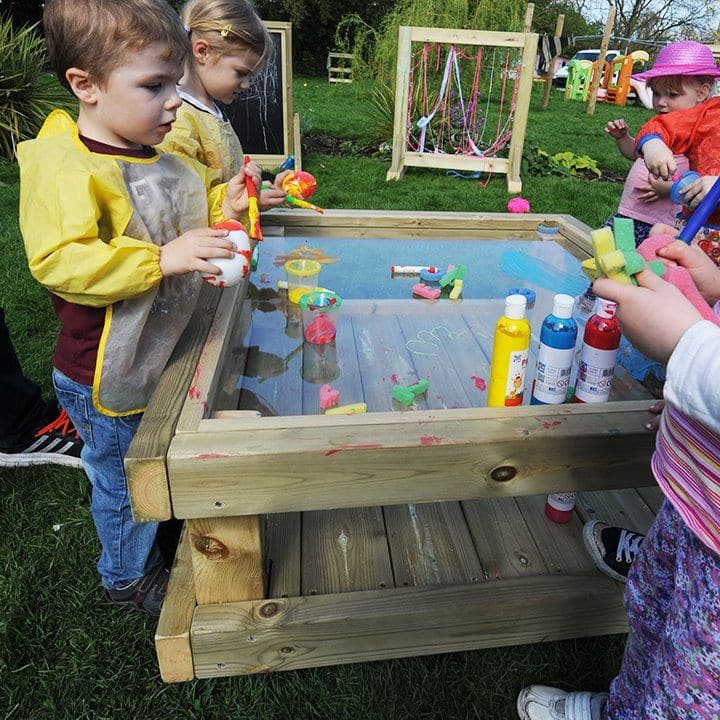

{"left": 325, "top": 403, "right": 367, "bottom": 415}
{"left": 281, "top": 171, "right": 324, "bottom": 214}
{"left": 244, "top": 156, "right": 263, "bottom": 241}
{"left": 201, "top": 220, "right": 252, "bottom": 288}
{"left": 440, "top": 264, "right": 466, "bottom": 288}
{"left": 391, "top": 265, "right": 439, "bottom": 275}
{"left": 392, "top": 379, "right": 429, "bottom": 405}
{"left": 678, "top": 176, "right": 720, "bottom": 244}
{"left": 419, "top": 267, "right": 443, "bottom": 283}
{"left": 449, "top": 278, "right": 463, "bottom": 300}
{"left": 304, "top": 314, "right": 336, "bottom": 344}
{"left": 412, "top": 283, "right": 441, "bottom": 300}
{"left": 669, "top": 171, "right": 702, "bottom": 206}
{"left": 319, "top": 384, "right": 340, "bottom": 409}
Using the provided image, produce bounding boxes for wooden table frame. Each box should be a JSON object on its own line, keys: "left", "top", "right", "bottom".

{"left": 125, "top": 209, "right": 657, "bottom": 681}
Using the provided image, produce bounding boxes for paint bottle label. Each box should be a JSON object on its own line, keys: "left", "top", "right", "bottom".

{"left": 532, "top": 345, "right": 574, "bottom": 404}
{"left": 503, "top": 349, "right": 529, "bottom": 406}
{"left": 574, "top": 347, "right": 617, "bottom": 403}
{"left": 545, "top": 492, "right": 576, "bottom": 524}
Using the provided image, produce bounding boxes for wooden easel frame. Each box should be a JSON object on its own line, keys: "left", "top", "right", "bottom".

{"left": 386, "top": 26, "right": 539, "bottom": 193}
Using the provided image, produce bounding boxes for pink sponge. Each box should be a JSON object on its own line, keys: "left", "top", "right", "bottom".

{"left": 637, "top": 235, "right": 720, "bottom": 327}
{"left": 412, "top": 283, "right": 441, "bottom": 300}
{"left": 663, "top": 267, "right": 720, "bottom": 325}
{"left": 319, "top": 384, "right": 340, "bottom": 410}
{"left": 507, "top": 197, "right": 531, "bottom": 213}
{"left": 636, "top": 234, "right": 675, "bottom": 262}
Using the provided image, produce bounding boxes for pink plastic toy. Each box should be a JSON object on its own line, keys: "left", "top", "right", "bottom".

{"left": 507, "top": 197, "right": 531, "bottom": 213}
{"left": 319, "top": 384, "right": 340, "bottom": 410}
{"left": 412, "top": 283, "right": 441, "bottom": 300}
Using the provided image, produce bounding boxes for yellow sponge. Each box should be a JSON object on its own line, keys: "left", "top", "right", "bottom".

{"left": 591, "top": 227, "right": 615, "bottom": 259}
{"left": 581, "top": 258, "right": 598, "bottom": 280}
{"left": 598, "top": 249, "right": 626, "bottom": 274}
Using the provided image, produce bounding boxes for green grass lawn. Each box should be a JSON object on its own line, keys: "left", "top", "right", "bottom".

{"left": 0, "top": 78, "right": 653, "bottom": 719}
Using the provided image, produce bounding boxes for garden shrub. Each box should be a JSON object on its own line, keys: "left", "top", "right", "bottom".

{"left": 0, "top": 17, "right": 75, "bottom": 161}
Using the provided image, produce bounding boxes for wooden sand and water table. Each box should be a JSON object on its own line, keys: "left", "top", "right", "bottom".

{"left": 124, "top": 209, "right": 662, "bottom": 682}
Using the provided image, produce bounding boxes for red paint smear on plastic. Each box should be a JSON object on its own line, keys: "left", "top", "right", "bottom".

{"left": 390, "top": 374, "right": 399, "bottom": 384}
{"left": 420, "top": 435, "right": 443, "bottom": 446}
{"left": 196, "top": 452, "right": 230, "bottom": 459}
{"left": 470, "top": 375, "right": 487, "bottom": 391}
{"left": 325, "top": 443, "right": 383, "bottom": 456}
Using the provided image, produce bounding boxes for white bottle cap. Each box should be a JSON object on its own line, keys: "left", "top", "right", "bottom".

{"left": 504, "top": 293, "right": 527, "bottom": 319}
{"left": 552, "top": 294, "right": 575, "bottom": 319}
{"left": 596, "top": 298, "right": 617, "bottom": 319}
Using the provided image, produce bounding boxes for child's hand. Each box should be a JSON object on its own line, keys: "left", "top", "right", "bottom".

{"left": 593, "top": 269, "right": 703, "bottom": 363}
{"left": 656, "top": 240, "right": 720, "bottom": 306}
{"left": 645, "top": 399, "right": 665, "bottom": 431}
{"left": 605, "top": 119, "right": 629, "bottom": 139}
{"left": 243, "top": 160, "right": 263, "bottom": 188}
{"left": 159, "top": 228, "right": 234, "bottom": 276}
{"left": 223, "top": 168, "right": 252, "bottom": 217}
{"left": 635, "top": 183, "right": 660, "bottom": 203}
{"left": 259, "top": 184, "right": 288, "bottom": 211}
{"left": 681, "top": 175, "right": 719, "bottom": 208}
{"left": 641, "top": 138, "right": 676, "bottom": 180}
{"left": 649, "top": 222, "right": 679, "bottom": 237}
{"left": 273, "top": 170, "right": 293, "bottom": 188}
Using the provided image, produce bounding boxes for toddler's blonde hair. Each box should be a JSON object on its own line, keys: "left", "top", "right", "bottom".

{"left": 44, "top": 0, "right": 189, "bottom": 91}
{"left": 182, "top": 0, "right": 272, "bottom": 71}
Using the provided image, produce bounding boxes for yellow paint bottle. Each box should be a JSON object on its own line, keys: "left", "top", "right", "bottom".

{"left": 487, "top": 294, "right": 531, "bottom": 407}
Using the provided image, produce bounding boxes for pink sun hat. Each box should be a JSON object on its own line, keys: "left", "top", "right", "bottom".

{"left": 632, "top": 40, "right": 720, "bottom": 81}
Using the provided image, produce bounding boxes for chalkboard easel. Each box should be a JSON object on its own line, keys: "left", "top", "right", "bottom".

{"left": 224, "top": 21, "right": 300, "bottom": 170}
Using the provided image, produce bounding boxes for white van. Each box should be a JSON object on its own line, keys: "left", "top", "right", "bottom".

{"left": 552, "top": 49, "right": 622, "bottom": 88}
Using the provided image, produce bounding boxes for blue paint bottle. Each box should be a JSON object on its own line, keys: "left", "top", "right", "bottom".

{"left": 531, "top": 294, "right": 577, "bottom": 405}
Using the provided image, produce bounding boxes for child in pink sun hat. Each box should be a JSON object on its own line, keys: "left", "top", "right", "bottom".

{"left": 634, "top": 41, "right": 720, "bottom": 262}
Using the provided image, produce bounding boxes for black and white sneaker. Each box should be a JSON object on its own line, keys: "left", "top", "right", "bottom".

{"left": 583, "top": 520, "right": 645, "bottom": 583}
{"left": 105, "top": 563, "right": 170, "bottom": 617}
{"left": 0, "top": 408, "right": 83, "bottom": 469}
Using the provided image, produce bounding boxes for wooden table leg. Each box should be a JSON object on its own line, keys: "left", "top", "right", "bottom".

{"left": 187, "top": 516, "right": 265, "bottom": 605}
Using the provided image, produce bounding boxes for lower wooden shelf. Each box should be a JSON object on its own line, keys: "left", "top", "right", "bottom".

{"left": 156, "top": 486, "right": 663, "bottom": 681}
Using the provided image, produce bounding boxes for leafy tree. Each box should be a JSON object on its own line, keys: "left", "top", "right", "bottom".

{"left": 340, "top": 0, "right": 528, "bottom": 83}
{"left": 254, "top": 0, "right": 396, "bottom": 74}
{"left": 527, "top": 0, "right": 597, "bottom": 36}
{"left": 609, "top": 0, "right": 720, "bottom": 42}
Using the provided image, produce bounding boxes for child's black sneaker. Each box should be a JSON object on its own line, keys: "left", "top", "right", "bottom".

{"left": 105, "top": 563, "right": 170, "bottom": 617}
{"left": 0, "top": 406, "right": 83, "bottom": 468}
{"left": 583, "top": 520, "right": 645, "bottom": 583}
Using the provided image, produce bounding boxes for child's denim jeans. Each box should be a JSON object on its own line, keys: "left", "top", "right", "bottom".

{"left": 52, "top": 368, "right": 161, "bottom": 589}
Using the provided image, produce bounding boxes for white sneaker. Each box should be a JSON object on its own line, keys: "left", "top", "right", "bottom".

{"left": 517, "top": 685, "right": 608, "bottom": 720}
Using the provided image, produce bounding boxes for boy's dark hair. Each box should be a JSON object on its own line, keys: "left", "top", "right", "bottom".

{"left": 647, "top": 74, "right": 715, "bottom": 95}
{"left": 44, "top": 0, "right": 190, "bottom": 91}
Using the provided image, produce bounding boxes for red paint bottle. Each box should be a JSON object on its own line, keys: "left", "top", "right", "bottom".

{"left": 544, "top": 492, "right": 577, "bottom": 524}
{"left": 572, "top": 298, "right": 622, "bottom": 404}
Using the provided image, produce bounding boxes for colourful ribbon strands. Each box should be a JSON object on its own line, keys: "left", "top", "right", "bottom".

{"left": 406, "top": 41, "right": 521, "bottom": 187}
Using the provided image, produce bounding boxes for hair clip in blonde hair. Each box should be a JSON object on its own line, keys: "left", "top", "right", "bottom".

{"left": 183, "top": 23, "right": 191, "bottom": 34}
{"left": 219, "top": 24, "right": 233, "bottom": 38}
